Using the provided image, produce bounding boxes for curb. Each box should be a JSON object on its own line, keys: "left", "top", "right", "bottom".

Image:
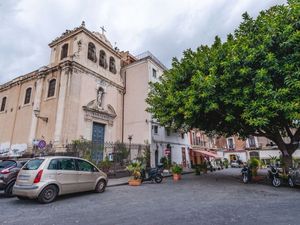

{"left": 107, "top": 171, "right": 194, "bottom": 187}
{"left": 107, "top": 182, "right": 128, "bottom": 187}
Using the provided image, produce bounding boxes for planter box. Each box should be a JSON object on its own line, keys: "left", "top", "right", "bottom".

{"left": 251, "top": 176, "right": 264, "bottom": 182}
{"left": 173, "top": 173, "right": 182, "bottom": 181}
{"left": 128, "top": 179, "right": 142, "bottom": 186}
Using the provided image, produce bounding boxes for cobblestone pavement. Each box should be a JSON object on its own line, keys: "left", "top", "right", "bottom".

{"left": 0, "top": 168, "right": 300, "bottom": 225}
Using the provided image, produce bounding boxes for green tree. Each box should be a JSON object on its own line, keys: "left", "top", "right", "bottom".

{"left": 147, "top": 1, "right": 300, "bottom": 170}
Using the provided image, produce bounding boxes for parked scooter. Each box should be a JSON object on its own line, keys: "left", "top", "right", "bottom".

{"left": 141, "top": 165, "right": 163, "bottom": 184}
{"left": 241, "top": 164, "right": 252, "bottom": 183}
{"left": 268, "top": 165, "right": 281, "bottom": 187}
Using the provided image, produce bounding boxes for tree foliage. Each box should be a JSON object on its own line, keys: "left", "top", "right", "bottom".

{"left": 147, "top": 1, "right": 300, "bottom": 165}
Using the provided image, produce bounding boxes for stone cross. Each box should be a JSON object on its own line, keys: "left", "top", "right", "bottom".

{"left": 100, "top": 26, "right": 106, "bottom": 35}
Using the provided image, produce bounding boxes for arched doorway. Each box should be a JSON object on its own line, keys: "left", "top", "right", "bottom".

{"left": 250, "top": 151, "right": 259, "bottom": 159}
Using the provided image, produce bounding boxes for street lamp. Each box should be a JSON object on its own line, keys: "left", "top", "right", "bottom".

{"left": 128, "top": 135, "right": 133, "bottom": 147}
{"left": 33, "top": 109, "right": 48, "bottom": 123}
{"left": 128, "top": 135, "right": 133, "bottom": 162}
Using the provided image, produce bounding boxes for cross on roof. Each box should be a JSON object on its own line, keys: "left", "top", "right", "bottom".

{"left": 100, "top": 26, "right": 106, "bottom": 35}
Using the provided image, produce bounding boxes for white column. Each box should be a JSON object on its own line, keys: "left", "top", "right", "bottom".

{"left": 28, "top": 78, "right": 43, "bottom": 146}
{"left": 54, "top": 70, "right": 69, "bottom": 147}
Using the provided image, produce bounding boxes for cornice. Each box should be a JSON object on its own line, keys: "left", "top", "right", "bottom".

{"left": 0, "top": 60, "right": 125, "bottom": 93}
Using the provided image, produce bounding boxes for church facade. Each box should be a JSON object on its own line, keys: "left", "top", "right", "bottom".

{"left": 0, "top": 23, "right": 125, "bottom": 156}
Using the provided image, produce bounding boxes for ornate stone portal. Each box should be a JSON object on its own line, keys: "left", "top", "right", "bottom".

{"left": 83, "top": 87, "right": 117, "bottom": 126}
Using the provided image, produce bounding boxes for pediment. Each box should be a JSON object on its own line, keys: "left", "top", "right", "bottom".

{"left": 83, "top": 101, "right": 117, "bottom": 125}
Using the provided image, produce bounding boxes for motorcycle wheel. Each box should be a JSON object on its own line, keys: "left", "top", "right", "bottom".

{"left": 272, "top": 178, "right": 281, "bottom": 187}
{"left": 154, "top": 175, "right": 163, "bottom": 184}
{"left": 242, "top": 174, "right": 248, "bottom": 184}
{"left": 288, "top": 177, "right": 295, "bottom": 188}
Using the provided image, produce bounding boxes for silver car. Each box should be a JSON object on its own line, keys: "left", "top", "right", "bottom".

{"left": 13, "top": 156, "right": 107, "bottom": 203}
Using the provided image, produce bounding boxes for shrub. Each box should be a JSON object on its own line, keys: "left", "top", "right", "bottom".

{"left": 171, "top": 163, "right": 183, "bottom": 174}
{"left": 249, "top": 158, "right": 260, "bottom": 168}
{"left": 126, "top": 161, "right": 142, "bottom": 180}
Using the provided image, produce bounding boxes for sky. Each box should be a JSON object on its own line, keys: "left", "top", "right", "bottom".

{"left": 0, "top": 0, "right": 286, "bottom": 84}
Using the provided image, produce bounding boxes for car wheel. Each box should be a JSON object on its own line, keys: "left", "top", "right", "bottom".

{"left": 4, "top": 181, "right": 15, "bottom": 197}
{"left": 95, "top": 180, "right": 106, "bottom": 193}
{"left": 38, "top": 185, "right": 58, "bottom": 204}
{"left": 288, "top": 177, "right": 295, "bottom": 188}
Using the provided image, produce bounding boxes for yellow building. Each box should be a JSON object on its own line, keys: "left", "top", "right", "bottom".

{"left": 0, "top": 22, "right": 125, "bottom": 157}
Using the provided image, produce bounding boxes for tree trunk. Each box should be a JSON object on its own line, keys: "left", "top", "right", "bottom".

{"left": 281, "top": 154, "right": 293, "bottom": 174}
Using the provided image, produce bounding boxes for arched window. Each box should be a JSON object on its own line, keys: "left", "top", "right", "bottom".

{"left": 24, "top": 87, "right": 32, "bottom": 104}
{"left": 87, "top": 42, "right": 97, "bottom": 62}
{"left": 1, "top": 97, "right": 7, "bottom": 112}
{"left": 60, "top": 43, "right": 68, "bottom": 60}
{"left": 99, "top": 50, "right": 107, "bottom": 68}
{"left": 47, "top": 79, "right": 56, "bottom": 98}
{"left": 109, "top": 57, "right": 116, "bottom": 74}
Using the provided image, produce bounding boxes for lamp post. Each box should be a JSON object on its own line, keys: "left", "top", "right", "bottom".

{"left": 128, "top": 135, "right": 133, "bottom": 161}
{"left": 128, "top": 135, "right": 133, "bottom": 149}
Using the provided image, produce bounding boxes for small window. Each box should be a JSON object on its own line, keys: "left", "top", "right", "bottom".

{"left": 248, "top": 136, "right": 256, "bottom": 147}
{"left": 60, "top": 43, "right": 68, "bottom": 60}
{"left": 0, "top": 97, "right": 6, "bottom": 111}
{"left": 88, "top": 42, "right": 97, "bottom": 62}
{"left": 48, "top": 159, "right": 60, "bottom": 170}
{"left": 77, "top": 159, "right": 96, "bottom": 172}
{"left": 166, "top": 128, "right": 171, "bottom": 136}
{"left": 152, "top": 68, "right": 157, "bottom": 78}
{"left": 22, "top": 159, "right": 44, "bottom": 170}
{"left": 109, "top": 57, "right": 117, "bottom": 74}
{"left": 181, "top": 133, "right": 185, "bottom": 139}
{"left": 153, "top": 125, "right": 158, "bottom": 134}
{"left": 17, "top": 161, "right": 27, "bottom": 168}
{"left": 0, "top": 160, "right": 16, "bottom": 169}
{"left": 99, "top": 50, "right": 107, "bottom": 68}
{"left": 60, "top": 159, "right": 76, "bottom": 171}
{"left": 227, "top": 138, "right": 234, "bottom": 149}
{"left": 47, "top": 79, "right": 56, "bottom": 98}
{"left": 24, "top": 87, "right": 32, "bottom": 105}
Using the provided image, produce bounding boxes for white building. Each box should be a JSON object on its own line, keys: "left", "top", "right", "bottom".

{"left": 122, "top": 51, "right": 189, "bottom": 167}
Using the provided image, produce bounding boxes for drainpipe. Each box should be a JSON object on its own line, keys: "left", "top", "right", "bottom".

{"left": 121, "top": 71, "right": 126, "bottom": 143}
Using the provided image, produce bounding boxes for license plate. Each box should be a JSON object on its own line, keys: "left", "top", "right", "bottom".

{"left": 18, "top": 175, "right": 31, "bottom": 180}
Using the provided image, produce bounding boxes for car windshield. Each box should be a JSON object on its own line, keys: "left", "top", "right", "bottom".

{"left": 22, "top": 159, "right": 44, "bottom": 170}
{"left": 0, "top": 160, "right": 16, "bottom": 169}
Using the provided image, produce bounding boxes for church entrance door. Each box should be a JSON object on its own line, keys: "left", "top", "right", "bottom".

{"left": 92, "top": 122, "right": 105, "bottom": 162}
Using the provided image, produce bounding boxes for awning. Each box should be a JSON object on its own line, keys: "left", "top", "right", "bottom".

{"left": 192, "top": 149, "right": 221, "bottom": 159}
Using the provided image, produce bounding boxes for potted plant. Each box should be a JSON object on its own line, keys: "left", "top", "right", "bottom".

{"left": 223, "top": 159, "right": 229, "bottom": 169}
{"left": 249, "top": 158, "right": 260, "bottom": 177}
{"left": 171, "top": 163, "right": 183, "bottom": 181}
{"left": 126, "top": 161, "right": 142, "bottom": 186}
{"left": 195, "top": 164, "right": 201, "bottom": 175}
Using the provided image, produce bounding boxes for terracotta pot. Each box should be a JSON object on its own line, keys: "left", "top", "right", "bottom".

{"left": 128, "top": 179, "right": 142, "bottom": 186}
{"left": 173, "top": 173, "right": 182, "bottom": 181}
{"left": 251, "top": 176, "right": 264, "bottom": 182}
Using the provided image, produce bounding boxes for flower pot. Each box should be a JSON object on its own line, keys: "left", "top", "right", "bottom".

{"left": 173, "top": 173, "right": 182, "bottom": 181}
{"left": 128, "top": 179, "right": 142, "bottom": 186}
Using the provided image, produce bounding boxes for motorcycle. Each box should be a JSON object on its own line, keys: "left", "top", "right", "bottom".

{"left": 241, "top": 165, "right": 252, "bottom": 183}
{"left": 141, "top": 165, "right": 163, "bottom": 184}
{"left": 268, "top": 166, "right": 281, "bottom": 187}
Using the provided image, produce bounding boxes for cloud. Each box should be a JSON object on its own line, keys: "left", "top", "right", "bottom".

{"left": 0, "top": 0, "right": 286, "bottom": 84}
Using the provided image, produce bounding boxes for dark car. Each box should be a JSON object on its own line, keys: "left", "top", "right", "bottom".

{"left": 288, "top": 166, "right": 300, "bottom": 188}
{"left": 0, "top": 159, "right": 28, "bottom": 197}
